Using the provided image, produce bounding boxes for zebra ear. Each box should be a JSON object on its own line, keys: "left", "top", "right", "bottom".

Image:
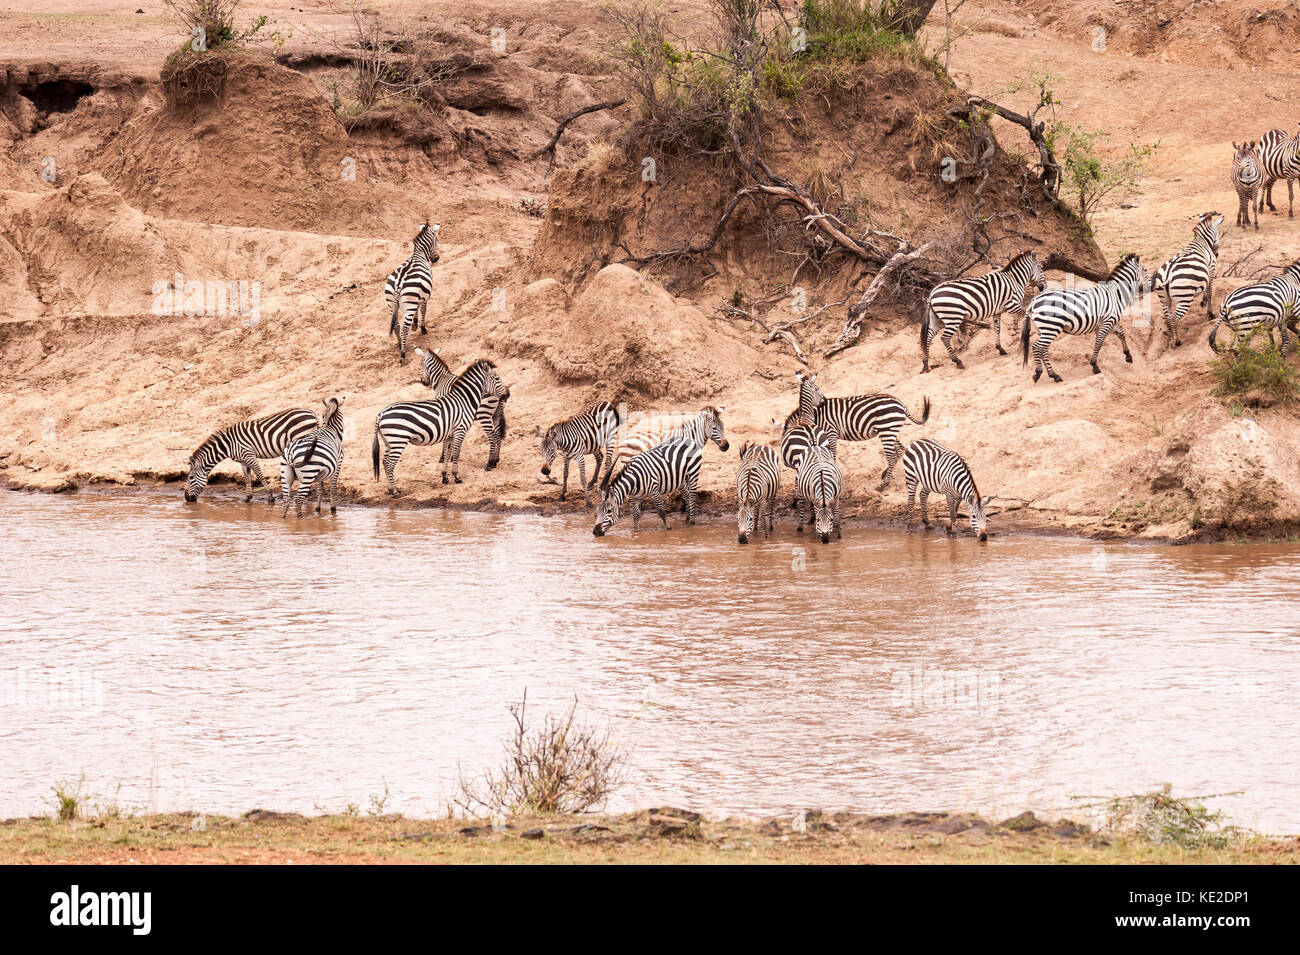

{"left": 433, "top": 347, "right": 441, "bottom": 354}
{"left": 431, "top": 222, "right": 441, "bottom": 233}
{"left": 982, "top": 495, "right": 993, "bottom": 506}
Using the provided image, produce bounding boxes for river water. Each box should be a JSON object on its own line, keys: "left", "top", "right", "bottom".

{"left": 1, "top": 490, "right": 1297, "bottom": 830}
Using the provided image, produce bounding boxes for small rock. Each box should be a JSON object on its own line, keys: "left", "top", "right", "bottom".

{"left": 999, "top": 811, "right": 1045, "bottom": 832}
{"left": 521, "top": 827, "right": 545, "bottom": 840}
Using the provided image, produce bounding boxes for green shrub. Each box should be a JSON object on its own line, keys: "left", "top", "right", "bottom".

{"left": 1212, "top": 327, "right": 1300, "bottom": 404}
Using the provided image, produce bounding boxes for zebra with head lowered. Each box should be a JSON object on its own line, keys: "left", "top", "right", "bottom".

{"left": 1231, "top": 142, "right": 1261, "bottom": 231}
{"left": 185, "top": 407, "right": 318, "bottom": 503}
{"left": 594, "top": 437, "right": 702, "bottom": 536}
{"left": 1255, "top": 125, "right": 1300, "bottom": 219}
{"left": 776, "top": 409, "right": 838, "bottom": 514}
{"left": 795, "top": 446, "right": 843, "bottom": 544}
{"left": 1021, "top": 254, "right": 1146, "bottom": 382}
{"left": 372, "top": 359, "right": 510, "bottom": 495}
{"left": 1150, "top": 212, "right": 1223, "bottom": 348}
{"left": 921, "top": 251, "right": 1044, "bottom": 372}
{"left": 1210, "top": 259, "right": 1300, "bottom": 354}
{"left": 384, "top": 221, "right": 440, "bottom": 365}
{"left": 599, "top": 405, "right": 730, "bottom": 494}
{"left": 795, "top": 371, "right": 929, "bottom": 492}
{"left": 281, "top": 398, "right": 346, "bottom": 518}
{"left": 735, "top": 442, "right": 780, "bottom": 544}
{"left": 416, "top": 347, "right": 507, "bottom": 471}
{"left": 535, "top": 401, "right": 624, "bottom": 507}
{"left": 903, "top": 438, "right": 989, "bottom": 541}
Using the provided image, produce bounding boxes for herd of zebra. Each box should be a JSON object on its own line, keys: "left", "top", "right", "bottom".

{"left": 184, "top": 152, "right": 1300, "bottom": 536}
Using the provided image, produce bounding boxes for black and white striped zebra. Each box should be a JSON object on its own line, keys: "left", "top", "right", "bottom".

{"left": 902, "top": 438, "right": 989, "bottom": 541}
{"left": 372, "top": 359, "right": 510, "bottom": 495}
{"left": 921, "top": 251, "right": 1045, "bottom": 372}
{"left": 593, "top": 437, "right": 702, "bottom": 536}
{"left": 1020, "top": 254, "right": 1146, "bottom": 382}
{"left": 1150, "top": 212, "right": 1223, "bottom": 348}
{"left": 600, "top": 405, "right": 730, "bottom": 493}
{"left": 776, "top": 411, "right": 838, "bottom": 514}
{"left": 535, "top": 401, "right": 623, "bottom": 507}
{"left": 384, "top": 221, "right": 440, "bottom": 365}
{"left": 795, "top": 371, "right": 930, "bottom": 491}
{"left": 1231, "top": 142, "right": 1261, "bottom": 231}
{"left": 1209, "top": 259, "right": 1300, "bottom": 354}
{"left": 1255, "top": 125, "right": 1300, "bottom": 219}
{"left": 185, "top": 407, "right": 318, "bottom": 503}
{"left": 281, "top": 398, "right": 346, "bottom": 518}
{"left": 735, "top": 442, "right": 780, "bottom": 544}
{"left": 794, "top": 446, "right": 843, "bottom": 544}
{"left": 416, "top": 347, "right": 506, "bottom": 471}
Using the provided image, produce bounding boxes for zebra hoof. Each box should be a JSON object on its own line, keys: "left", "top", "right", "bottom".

{"left": 1050, "top": 373, "right": 1063, "bottom": 383}
{"left": 796, "top": 524, "right": 804, "bottom": 533}
{"left": 441, "top": 475, "right": 449, "bottom": 484}
{"left": 1032, "top": 369, "right": 1042, "bottom": 383}
{"left": 954, "top": 359, "right": 965, "bottom": 369}
{"left": 996, "top": 347, "right": 1007, "bottom": 356}
{"left": 331, "top": 506, "right": 337, "bottom": 513}
{"left": 1091, "top": 364, "right": 1101, "bottom": 375}
{"left": 920, "top": 365, "right": 930, "bottom": 374}
{"left": 1124, "top": 353, "right": 1133, "bottom": 364}
{"left": 559, "top": 493, "right": 567, "bottom": 501}
{"left": 454, "top": 477, "right": 463, "bottom": 484}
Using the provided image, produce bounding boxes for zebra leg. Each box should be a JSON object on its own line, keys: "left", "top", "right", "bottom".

{"left": 588, "top": 450, "right": 603, "bottom": 490}
{"left": 918, "top": 488, "right": 931, "bottom": 529}
{"left": 240, "top": 463, "right": 254, "bottom": 502}
{"left": 383, "top": 443, "right": 403, "bottom": 497}
{"left": 946, "top": 491, "right": 959, "bottom": 536}
{"left": 1035, "top": 332, "right": 1062, "bottom": 383}
{"left": 280, "top": 466, "right": 293, "bottom": 519}
{"left": 1289, "top": 178, "right": 1295, "bottom": 219}
{"left": 833, "top": 496, "right": 843, "bottom": 540}
{"left": 575, "top": 455, "right": 591, "bottom": 508}
{"left": 314, "top": 477, "right": 324, "bottom": 515}
{"left": 419, "top": 299, "right": 428, "bottom": 335}
{"left": 905, "top": 478, "right": 917, "bottom": 530}
{"left": 1112, "top": 320, "right": 1133, "bottom": 364}
{"left": 330, "top": 470, "right": 339, "bottom": 514}
{"left": 443, "top": 429, "right": 467, "bottom": 484}
{"left": 684, "top": 476, "right": 698, "bottom": 525}
{"left": 559, "top": 456, "right": 570, "bottom": 502}
{"left": 994, "top": 313, "right": 1007, "bottom": 356}
{"left": 652, "top": 490, "right": 671, "bottom": 530}
{"left": 631, "top": 499, "right": 642, "bottom": 531}
{"left": 876, "top": 433, "right": 902, "bottom": 492}
{"left": 940, "top": 325, "right": 964, "bottom": 369}
{"left": 1170, "top": 298, "right": 1193, "bottom": 348}
{"left": 1202, "top": 278, "right": 1215, "bottom": 319}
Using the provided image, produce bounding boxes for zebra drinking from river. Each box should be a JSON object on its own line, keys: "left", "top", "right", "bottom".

{"left": 735, "top": 442, "right": 781, "bottom": 544}
{"left": 593, "top": 437, "right": 702, "bottom": 537}
{"left": 902, "top": 438, "right": 990, "bottom": 541}
{"left": 185, "top": 407, "right": 318, "bottom": 503}
{"left": 536, "top": 401, "right": 623, "bottom": 507}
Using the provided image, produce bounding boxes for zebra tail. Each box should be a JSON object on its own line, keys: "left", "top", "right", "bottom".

{"left": 1020, "top": 313, "right": 1032, "bottom": 366}
{"left": 1208, "top": 317, "right": 1223, "bottom": 354}
{"left": 372, "top": 425, "right": 381, "bottom": 479}
{"left": 920, "top": 304, "right": 934, "bottom": 350}
{"left": 388, "top": 290, "right": 402, "bottom": 337}
{"left": 908, "top": 396, "right": 931, "bottom": 426}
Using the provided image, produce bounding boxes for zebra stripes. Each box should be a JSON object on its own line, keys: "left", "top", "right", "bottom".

{"left": 600, "top": 406, "right": 730, "bottom": 493}
{"left": 416, "top": 347, "right": 506, "bottom": 471}
{"left": 185, "top": 407, "right": 318, "bottom": 503}
{"left": 1256, "top": 126, "right": 1300, "bottom": 218}
{"left": 735, "top": 442, "right": 780, "bottom": 543}
{"left": 795, "top": 446, "right": 843, "bottom": 544}
{"left": 593, "top": 437, "right": 702, "bottom": 536}
{"left": 1232, "top": 142, "right": 1261, "bottom": 231}
{"left": 902, "top": 438, "right": 989, "bottom": 540}
{"left": 384, "top": 221, "right": 441, "bottom": 365}
{"left": 1151, "top": 212, "right": 1222, "bottom": 348}
{"left": 536, "top": 401, "right": 623, "bottom": 507}
{"left": 921, "top": 251, "right": 1044, "bottom": 372}
{"left": 1021, "top": 254, "right": 1145, "bottom": 382}
{"left": 795, "top": 372, "right": 929, "bottom": 491}
{"left": 1210, "top": 259, "right": 1300, "bottom": 353}
{"left": 372, "top": 359, "right": 510, "bottom": 495}
{"left": 281, "top": 398, "right": 346, "bottom": 518}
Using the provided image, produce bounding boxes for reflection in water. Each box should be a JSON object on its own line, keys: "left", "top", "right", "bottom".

{"left": 1, "top": 490, "right": 1298, "bottom": 831}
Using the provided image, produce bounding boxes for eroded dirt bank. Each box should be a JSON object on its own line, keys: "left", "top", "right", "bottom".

{"left": 3, "top": 1, "right": 1300, "bottom": 543}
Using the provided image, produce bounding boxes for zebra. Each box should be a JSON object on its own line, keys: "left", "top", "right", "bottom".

{"left": 902, "top": 438, "right": 990, "bottom": 541}
{"left": 1020, "top": 254, "right": 1146, "bottom": 382}
{"left": 735, "top": 442, "right": 780, "bottom": 544}
{"left": 593, "top": 437, "right": 702, "bottom": 537}
{"left": 384, "top": 221, "right": 440, "bottom": 365}
{"left": 535, "top": 401, "right": 623, "bottom": 507}
{"left": 1150, "top": 212, "right": 1223, "bottom": 348}
{"left": 416, "top": 347, "right": 506, "bottom": 471}
{"left": 1256, "top": 125, "right": 1300, "bottom": 219}
{"left": 776, "top": 411, "right": 838, "bottom": 514}
{"left": 281, "top": 397, "right": 346, "bottom": 519}
{"left": 1231, "top": 142, "right": 1261, "bottom": 231}
{"left": 372, "top": 359, "right": 510, "bottom": 495}
{"left": 794, "top": 446, "right": 843, "bottom": 544}
{"left": 795, "top": 371, "right": 930, "bottom": 491}
{"left": 1209, "top": 258, "right": 1300, "bottom": 354}
{"left": 599, "top": 405, "right": 730, "bottom": 494}
{"left": 185, "top": 407, "right": 317, "bottom": 503}
{"left": 921, "top": 251, "right": 1045, "bottom": 372}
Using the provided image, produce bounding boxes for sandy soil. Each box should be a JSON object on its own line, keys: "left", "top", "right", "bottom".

{"left": 3, "top": 1, "right": 1300, "bottom": 542}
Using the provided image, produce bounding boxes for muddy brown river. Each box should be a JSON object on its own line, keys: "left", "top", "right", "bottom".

{"left": 2, "top": 489, "right": 1298, "bottom": 831}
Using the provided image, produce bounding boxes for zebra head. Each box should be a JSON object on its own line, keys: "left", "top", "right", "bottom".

{"left": 1007, "top": 252, "right": 1045, "bottom": 291}
{"left": 1233, "top": 142, "right": 1260, "bottom": 183}
{"left": 415, "top": 346, "right": 448, "bottom": 387}
{"left": 320, "top": 397, "right": 346, "bottom": 434}
{"left": 536, "top": 424, "right": 560, "bottom": 480}
{"left": 414, "top": 221, "right": 441, "bottom": 264}
{"left": 702, "top": 406, "right": 729, "bottom": 452}
{"left": 184, "top": 433, "right": 224, "bottom": 502}
{"left": 967, "top": 492, "right": 992, "bottom": 542}
{"left": 735, "top": 442, "right": 758, "bottom": 543}
{"left": 1195, "top": 212, "right": 1224, "bottom": 252}
{"left": 592, "top": 487, "right": 624, "bottom": 536}
{"left": 1111, "top": 253, "right": 1146, "bottom": 292}
{"left": 795, "top": 371, "right": 825, "bottom": 416}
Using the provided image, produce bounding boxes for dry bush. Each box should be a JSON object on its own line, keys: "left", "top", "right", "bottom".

{"left": 161, "top": 48, "right": 235, "bottom": 107}
{"left": 456, "top": 693, "right": 626, "bottom": 817}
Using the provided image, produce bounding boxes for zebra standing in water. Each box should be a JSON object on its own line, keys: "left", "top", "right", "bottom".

{"left": 921, "top": 251, "right": 1045, "bottom": 372}
{"left": 600, "top": 406, "right": 730, "bottom": 493}
{"left": 1256, "top": 125, "right": 1300, "bottom": 218}
{"left": 795, "top": 371, "right": 930, "bottom": 491}
{"left": 535, "top": 401, "right": 623, "bottom": 507}
{"left": 776, "top": 409, "right": 838, "bottom": 514}
{"left": 1210, "top": 259, "right": 1300, "bottom": 353}
{"left": 185, "top": 407, "right": 317, "bottom": 503}
{"left": 415, "top": 347, "right": 506, "bottom": 470}
{"left": 735, "top": 442, "right": 781, "bottom": 544}
{"left": 1021, "top": 254, "right": 1146, "bottom": 382}
{"left": 1231, "top": 142, "right": 1261, "bottom": 231}
{"left": 281, "top": 398, "right": 346, "bottom": 519}
{"left": 372, "top": 359, "right": 510, "bottom": 495}
{"left": 795, "top": 446, "right": 843, "bottom": 544}
{"left": 593, "top": 437, "right": 702, "bottom": 536}
{"left": 384, "top": 221, "right": 440, "bottom": 365}
{"left": 1150, "top": 212, "right": 1223, "bottom": 348}
{"left": 902, "top": 438, "right": 990, "bottom": 541}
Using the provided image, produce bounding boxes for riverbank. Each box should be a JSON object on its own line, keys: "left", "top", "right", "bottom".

{"left": 4, "top": 808, "right": 1295, "bottom": 864}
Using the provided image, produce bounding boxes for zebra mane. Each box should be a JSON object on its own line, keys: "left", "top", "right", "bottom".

{"left": 1108, "top": 255, "right": 1140, "bottom": 281}
{"left": 190, "top": 427, "right": 229, "bottom": 465}
{"left": 1006, "top": 251, "right": 1035, "bottom": 269}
